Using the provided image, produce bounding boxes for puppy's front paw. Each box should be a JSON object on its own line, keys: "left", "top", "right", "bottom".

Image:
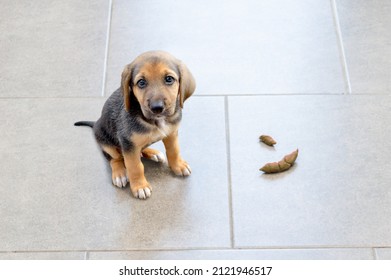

{"left": 131, "top": 183, "right": 152, "bottom": 200}
{"left": 170, "top": 159, "right": 192, "bottom": 177}
{"left": 112, "top": 168, "right": 128, "bottom": 188}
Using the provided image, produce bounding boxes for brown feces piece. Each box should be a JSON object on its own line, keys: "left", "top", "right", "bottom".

{"left": 259, "top": 135, "right": 277, "bottom": 146}
{"left": 260, "top": 149, "right": 299, "bottom": 173}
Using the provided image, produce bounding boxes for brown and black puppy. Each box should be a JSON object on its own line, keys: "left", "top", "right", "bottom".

{"left": 75, "top": 51, "right": 195, "bottom": 199}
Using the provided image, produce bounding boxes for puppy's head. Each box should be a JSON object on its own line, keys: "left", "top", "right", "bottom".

{"left": 121, "top": 51, "right": 195, "bottom": 120}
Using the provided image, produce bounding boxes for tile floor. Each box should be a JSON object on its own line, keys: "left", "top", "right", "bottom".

{"left": 0, "top": 0, "right": 390, "bottom": 260}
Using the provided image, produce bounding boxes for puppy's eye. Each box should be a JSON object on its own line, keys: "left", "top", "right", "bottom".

{"left": 137, "top": 79, "right": 147, "bottom": 89}
{"left": 165, "top": 76, "right": 175, "bottom": 85}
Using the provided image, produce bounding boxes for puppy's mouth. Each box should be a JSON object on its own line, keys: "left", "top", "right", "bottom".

{"left": 141, "top": 106, "right": 174, "bottom": 121}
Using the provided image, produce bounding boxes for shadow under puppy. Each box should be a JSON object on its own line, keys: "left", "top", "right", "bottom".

{"left": 75, "top": 51, "right": 196, "bottom": 199}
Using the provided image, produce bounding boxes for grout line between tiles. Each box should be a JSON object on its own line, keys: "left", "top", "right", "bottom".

{"left": 372, "top": 248, "right": 378, "bottom": 260}
{"left": 192, "top": 93, "right": 346, "bottom": 97}
{"left": 330, "top": 0, "right": 352, "bottom": 95}
{"left": 0, "top": 247, "right": 378, "bottom": 254}
{"left": 0, "top": 93, "right": 349, "bottom": 100}
{"left": 3, "top": 93, "right": 391, "bottom": 100}
{"left": 224, "top": 96, "right": 235, "bottom": 249}
{"left": 101, "top": 0, "right": 113, "bottom": 97}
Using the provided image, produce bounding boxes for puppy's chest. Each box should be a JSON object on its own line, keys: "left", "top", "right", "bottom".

{"left": 155, "top": 118, "right": 172, "bottom": 134}
{"left": 131, "top": 120, "right": 177, "bottom": 148}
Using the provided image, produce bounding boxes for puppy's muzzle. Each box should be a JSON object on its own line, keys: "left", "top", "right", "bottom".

{"left": 149, "top": 100, "right": 165, "bottom": 114}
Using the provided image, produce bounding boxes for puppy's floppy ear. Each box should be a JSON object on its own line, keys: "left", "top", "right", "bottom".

{"left": 121, "top": 64, "right": 133, "bottom": 111}
{"left": 178, "top": 62, "right": 196, "bottom": 108}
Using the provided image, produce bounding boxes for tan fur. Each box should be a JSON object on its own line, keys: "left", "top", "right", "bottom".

{"left": 178, "top": 63, "right": 196, "bottom": 108}
{"left": 141, "top": 147, "right": 162, "bottom": 160}
{"left": 100, "top": 51, "right": 195, "bottom": 199}
{"left": 130, "top": 122, "right": 179, "bottom": 149}
{"left": 121, "top": 51, "right": 196, "bottom": 112}
{"left": 132, "top": 62, "right": 179, "bottom": 116}
{"left": 123, "top": 150, "right": 151, "bottom": 197}
{"left": 121, "top": 65, "right": 132, "bottom": 112}
{"left": 163, "top": 130, "right": 191, "bottom": 176}
{"left": 102, "top": 145, "right": 127, "bottom": 184}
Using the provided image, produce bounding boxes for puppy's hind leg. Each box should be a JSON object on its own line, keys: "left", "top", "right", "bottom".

{"left": 141, "top": 147, "right": 166, "bottom": 163}
{"left": 102, "top": 145, "right": 128, "bottom": 188}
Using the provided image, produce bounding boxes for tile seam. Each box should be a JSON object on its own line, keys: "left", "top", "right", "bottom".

{"left": 0, "top": 93, "right": 347, "bottom": 100}
{"left": 101, "top": 0, "right": 113, "bottom": 97}
{"left": 0, "top": 247, "right": 377, "bottom": 254}
{"left": 192, "top": 93, "right": 345, "bottom": 96}
{"left": 6, "top": 92, "right": 391, "bottom": 100}
{"left": 0, "top": 93, "right": 388, "bottom": 101}
{"left": 330, "top": 0, "right": 352, "bottom": 94}
{"left": 372, "top": 248, "right": 378, "bottom": 260}
{"left": 224, "top": 96, "right": 235, "bottom": 249}
{"left": 234, "top": 245, "right": 382, "bottom": 250}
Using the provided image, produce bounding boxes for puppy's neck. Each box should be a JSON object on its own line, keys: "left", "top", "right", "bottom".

{"left": 154, "top": 118, "right": 171, "bottom": 138}
{"left": 154, "top": 118, "right": 165, "bottom": 128}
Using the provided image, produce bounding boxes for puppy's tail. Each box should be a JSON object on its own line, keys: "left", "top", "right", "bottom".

{"left": 74, "top": 121, "right": 95, "bottom": 128}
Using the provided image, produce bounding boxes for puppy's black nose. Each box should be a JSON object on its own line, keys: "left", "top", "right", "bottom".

{"left": 150, "top": 100, "right": 164, "bottom": 114}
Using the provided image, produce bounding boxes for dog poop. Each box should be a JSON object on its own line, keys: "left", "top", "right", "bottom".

{"left": 260, "top": 149, "right": 299, "bottom": 173}
{"left": 259, "top": 135, "right": 276, "bottom": 146}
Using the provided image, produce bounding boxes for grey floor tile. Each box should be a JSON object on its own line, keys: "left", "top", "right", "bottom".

{"left": 0, "top": 0, "right": 109, "bottom": 97}
{"left": 228, "top": 95, "right": 391, "bottom": 247}
{"left": 337, "top": 0, "right": 391, "bottom": 93}
{"left": 89, "top": 248, "right": 373, "bottom": 260}
{"left": 0, "top": 252, "right": 85, "bottom": 260}
{"left": 105, "top": 0, "right": 344, "bottom": 95}
{"left": 0, "top": 96, "right": 229, "bottom": 251}
{"left": 375, "top": 248, "right": 391, "bottom": 260}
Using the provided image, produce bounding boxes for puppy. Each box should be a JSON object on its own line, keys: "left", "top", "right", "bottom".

{"left": 75, "top": 51, "right": 196, "bottom": 199}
